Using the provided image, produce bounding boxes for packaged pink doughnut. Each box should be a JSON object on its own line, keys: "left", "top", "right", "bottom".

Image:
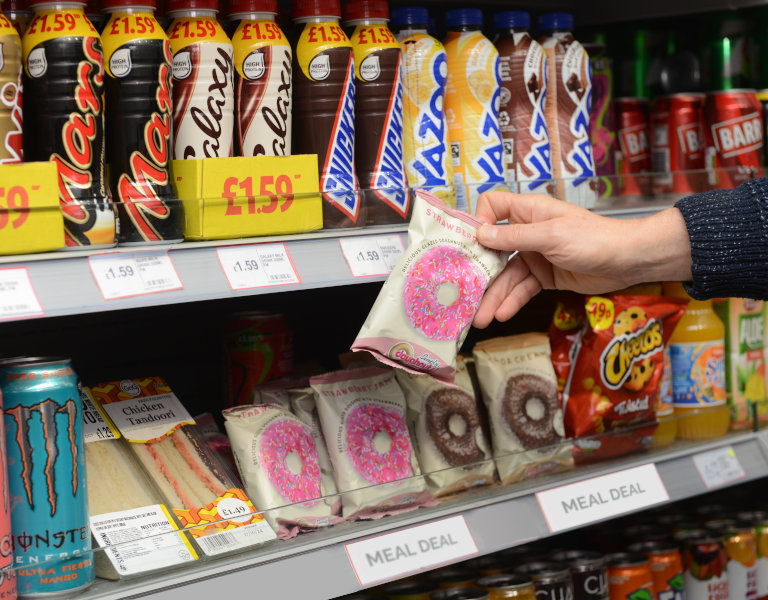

{"left": 352, "top": 190, "right": 509, "bottom": 383}
{"left": 222, "top": 403, "right": 341, "bottom": 539}
{"left": 310, "top": 366, "right": 436, "bottom": 519}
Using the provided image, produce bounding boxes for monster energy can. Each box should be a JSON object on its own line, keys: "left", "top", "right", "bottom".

{"left": 0, "top": 357, "right": 93, "bottom": 597}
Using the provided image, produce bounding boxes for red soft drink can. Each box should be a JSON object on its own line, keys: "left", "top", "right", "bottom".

{"left": 704, "top": 89, "right": 765, "bottom": 189}
{"left": 651, "top": 93, "right": 706, "bottom": 196}
{"left": 614, "top": 97, "right": 651, "bottom": 196}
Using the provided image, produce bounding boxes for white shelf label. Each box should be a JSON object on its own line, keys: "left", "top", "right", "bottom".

{"left": 0, "top": 267, "right": 43, "bottom": 320}
{"left": 89, "top": 252, "right": 183, "bottom": 300}
{"left": 216, "top": 243, "right": 300, "bottom": 290}
{"left": 536, "top": 463, "right": 669, "bottom": 533}
{"left": 346, "top": 515, "right": 478, "bottom": 586}
{"left": 693, "top": 446, "right": 747, "bottom": 490}
{"left": 340, "top": 235, "right": 404, "bottom": 277}
{"left": 79, "top": 385, "right": 117, "bottom": 443}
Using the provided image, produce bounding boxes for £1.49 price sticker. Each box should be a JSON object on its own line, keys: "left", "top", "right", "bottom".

{"left": 216, "top": 243, "right": 300, "bottom": 290}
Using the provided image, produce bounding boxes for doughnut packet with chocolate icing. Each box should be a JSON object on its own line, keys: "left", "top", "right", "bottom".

{"left": 223, "top": 403, "right": 340, "bottom": 539}
{"left": 395, "top": 357, "right": 495, "bottom": 496}
{"left": 563, "top": 294, "right": 686, "bottom": 463}
{"left": 310, "top": 366, "right": 436, "bottom": 519}
{"left": 351, "top": 190, "right": 510, "bottom": 384}
{"left": 473, "top": 333, "right": 573, "bottom": 484}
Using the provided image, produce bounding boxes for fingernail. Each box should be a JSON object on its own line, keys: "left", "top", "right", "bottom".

{"left": 477, "top": 224, "right": 497, "bottom": 242}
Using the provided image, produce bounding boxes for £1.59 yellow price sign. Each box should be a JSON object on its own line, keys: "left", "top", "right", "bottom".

{"left": 0, "top": 162, "right": 63, "bottom": 255}
{"left": 173, "top": 155, "right": 322, "bottom": 240}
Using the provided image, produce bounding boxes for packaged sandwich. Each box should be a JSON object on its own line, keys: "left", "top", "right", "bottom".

{"left": 395, "top": 357, "right": 495, "bottom": 496}
{"left": 310, "top": 367, "right": 435, "bottom": 519}
{"left": 473, "top": 334, "right": 573, "bottom": 483}
{"left": 90, "top": 377, "right": 277, "bottom": 558}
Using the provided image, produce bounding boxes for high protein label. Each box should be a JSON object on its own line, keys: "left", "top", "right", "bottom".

{"left": 670, "top": 340, "right": 726, "bottom": 407}
{"left": 350, "top": 24, "right": 397, "bottom": 80}
{"left": 400, "top": 33, "right": 454, "bottom": 205}
{"left": 296, "top": 22, "right": 352, "bottom": 81}
{"left": 102, "top": 11, "right": 166, "bottom": 77}
{"left": 232, "top": 18, "right": 291, "bottom": 157}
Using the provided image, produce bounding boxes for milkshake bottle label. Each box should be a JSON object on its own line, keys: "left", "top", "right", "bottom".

{"left": 0, "top": 14, "right": 22, "bottom": 164}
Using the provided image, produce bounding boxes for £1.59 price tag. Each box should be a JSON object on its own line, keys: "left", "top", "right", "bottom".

{"left": 0, "top": 267, "right": 44, "bottom": 320}
{"left": 692, "top": 446, "right": 747, "bottom": 490}
{"left": 216, "top": 243, "right": 301, "bottom": 290}
{"left": 89, "top": 252, "right": 183, "bottom": 300}
{"left": 340, "top": 235, "right": 405, "bottom": 277}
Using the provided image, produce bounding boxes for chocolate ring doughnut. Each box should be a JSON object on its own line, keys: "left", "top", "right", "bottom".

{"left": 502, "top": 374, "right": 559, "bottom": 448}
{"left": 425, "top": 389, "right": 485, "bottom": 466}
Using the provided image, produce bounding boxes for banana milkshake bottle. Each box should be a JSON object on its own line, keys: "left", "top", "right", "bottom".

{"left": 390, "top": 6, "right": 455, "bottom": 207}
{"left": 443, "top": 8, "right": 506, "bottom": 213}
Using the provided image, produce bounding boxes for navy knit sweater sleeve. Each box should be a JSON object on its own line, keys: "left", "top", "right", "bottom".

{"left": 674, "top": 178, "right": 768, "bottom": 300}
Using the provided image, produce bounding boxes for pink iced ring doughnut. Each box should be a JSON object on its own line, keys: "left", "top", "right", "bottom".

{"left": 403, "top": 245, "right": 488, "bottom": 341}
{"left": 345, "top": 403, "right": 413, "bottom": 485}
{"left": 260, "top": 418, "right": 322, "bottom": 504}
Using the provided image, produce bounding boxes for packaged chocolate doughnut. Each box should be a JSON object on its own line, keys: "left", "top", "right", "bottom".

{"left": 561, "top": 295, "right": 686, "bottom": 463}
{"left": 352, "top": 190, "right": 510, "bottom": 383}
{"left": 310, "top": 366, "right": 436, "bottom": 519}
{"left": 223, "top": 403, "right": 341, "bottom": 539}
{"left": 473, "top": 333, "right": 573, "bottom": 484}
{"left": 395, "top": 357, "right": 496, "bottom": 496}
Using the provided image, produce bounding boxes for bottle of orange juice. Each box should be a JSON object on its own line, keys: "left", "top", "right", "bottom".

{"left": 664, "top": 281, "right": 730, "bottom": 439}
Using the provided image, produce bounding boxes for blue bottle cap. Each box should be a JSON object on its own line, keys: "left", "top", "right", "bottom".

{"left": 538, "top": 12, "right": 574, "bottom": 32}
{"left": 445, "top": 8, "right": 483, "bottom": 28}
{"left": 390, "top": 6, "right": 429, "bottom": 27}
{"left": 492, "top": 10, "right": 530, "bottom": 30}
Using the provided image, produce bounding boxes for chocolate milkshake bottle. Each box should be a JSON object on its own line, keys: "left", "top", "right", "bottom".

{"left": 389, "top": 6, "right": 455, "bottom": 207}
{"left": 443, "top": 8, "right": 506, "bottom": 214}
{"left": 167, "top": 0, "right": 234, "bottom": 159}
{"left": 292, "top": 0, "right": 359, "bottom": 228}
{"left": 5, "top": 0, "right": 31, "bottom": 35}
{"left": 492, "top": 10, "right": 551, "bottom": 195}
{"left": 538, "top": 12, "right": 597, "bottom": 208}
{"left": 230, "top": 0, "right": 291, "bottom": 157}
{"left": 343, "top": 0, "right": 408, "bottom": 226}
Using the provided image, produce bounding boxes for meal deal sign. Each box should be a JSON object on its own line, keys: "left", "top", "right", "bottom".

{"left": 536, "top": 463, "right": 669, "bottom": 532}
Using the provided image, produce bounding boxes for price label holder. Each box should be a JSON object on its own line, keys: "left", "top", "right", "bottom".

{"left": 345, "top": 515, "right": 478, "bottom": 587}
{"left": 692, "top": 446, "right": 747, "bottom": 490}
{"left": 0, "top": 162, "right": 64, "bottom": 255}
{"left": 173, "top": 155, "right": 322, "bottom": 240}
{"left": 216, "top": 243, "right": 301, "bottom": 290}
{"left": 339, "top": 235, "right": 405, "bottom": 277}
{"left": 536, "top": 463, "right": 669, "bottom": 533}
{"left": 0, "top": 267, "right": 44, "bottom": 320}
{"left": 79, "top": 384, "right": 118, "bottom": 443}
{"left": 89, "top": 251, "right": 183, "bottom": 301}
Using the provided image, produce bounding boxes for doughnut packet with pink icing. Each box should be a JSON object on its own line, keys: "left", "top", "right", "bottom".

{"left": 310, "top": 366, "right": 436, "bottom": 519}
{"left": 472, "top": 334, "right": 574, "bottom": 484}
{"left": 351, "top": 190, "right": 510, "bottom": 384}
{"left": 395, "top": 357, "right": 496, "bottom": 497}
{"left": 223, "top": 403, "right": 341, "bottom": 539}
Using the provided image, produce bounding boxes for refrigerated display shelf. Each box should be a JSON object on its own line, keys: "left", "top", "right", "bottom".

{"left": 574, "top": 0, "right": 767, "bottom": 25}
{"left": 77, "top": 429, "right": 768, "bottom": 600}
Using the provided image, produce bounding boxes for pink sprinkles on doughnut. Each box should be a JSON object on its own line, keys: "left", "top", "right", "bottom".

{"left": 260, "top": 418, "right": 322, "bottom": 504}
{"left": 345, "top": 403, "right": 413, "bottom": 485}
{"left": 404, "top": 245, "right": 488, "bottom": 341}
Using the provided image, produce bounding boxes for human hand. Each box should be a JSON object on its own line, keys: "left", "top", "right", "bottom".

{"left": 472, "top": 191, "right": 692, "bottom": 327}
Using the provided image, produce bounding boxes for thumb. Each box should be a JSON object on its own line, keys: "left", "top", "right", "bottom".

{"left": 476, "top": 221, "right": 553, "bottom": 254}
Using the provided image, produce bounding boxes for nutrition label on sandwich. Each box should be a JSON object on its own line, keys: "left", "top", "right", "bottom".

{"left": 90, "top": 505, "right": 198, "bottom": 576}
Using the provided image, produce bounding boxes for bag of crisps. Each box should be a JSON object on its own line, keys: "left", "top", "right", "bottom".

{"left": 564, "top": 294, "right": 686, "bottom": 463}
{"left": 548, "top": 292, "right": 588, "bottom": 401}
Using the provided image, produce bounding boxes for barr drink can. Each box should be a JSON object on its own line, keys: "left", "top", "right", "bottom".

{"left": 614, "top": 97, "right": 651, "bottom": 196}
{"left": 477, "top": 574, "right": 536, "bottom": 600}
{"left": 390, "top": 7, "right": 455, "bottom": 207}
{"left": 292, "top": 0, "right": 359, "bottom": 229}
{"left": 606, "top": 553, "right": 655, "bottom": 600}
{"left": 628, "top": 541, "right": 685, "bottom": 600}
{"left": 102, "top": 0, "right": 183, "bottom": 245}
{"left": 679, "top": 530, "right": 729, "bottom": 600}
{"left": 552, "top": 550, "right": 608, "bottom": 600}
{"left": 167, "top": 0, "right": 234, "bottom": 159}
{"left": 4, "top": 0, "right": 30, "bottom": 36}
{"left": 707, "top": 519, "right": 758, "bottom": 600}
{"left": 343, "top": 0, "right": 409, "bottom": 226}
{"left": 651, "top": 94, "right": 706, "bottom": 196}
{"left": 515, "top": 561, "right": 574, "bottom": 600}
{"left": 737, "top": 513, "right": 768, "bottom": 600}
{"left": 584, "top": 40, "right": 615, "bottom": 199}
{"left": 444, "top": 8, "right": 505, "bottom": 214}
{"left": 704, "top": 89, "right": 764, "bottom": 189}
{"left": 22, "top": 1, "right": 116, "bottom": 249}
{"left": 230, "top": 0, "right": 292, "bottom": 157}
{"left": 0, "top": 9, "right": 22, "bottom": 164}
{"left": 493, "top": 11, "right": 552, "bottom": 196}
{"left": 0, "top": 357, "right": 93, "bottom": 597}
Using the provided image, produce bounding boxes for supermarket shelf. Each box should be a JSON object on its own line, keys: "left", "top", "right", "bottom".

{"left": 79, "top": 430, "right": 768, "bottom": 600}
{"left": 575, "top": 0, "right": 767, "bottom": 25}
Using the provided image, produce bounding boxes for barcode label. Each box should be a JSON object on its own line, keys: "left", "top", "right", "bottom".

{"left": 193, "top": 520, "right": 276, "bottom": 557}
{"left": 197, "top": 531, "right": 238, "bottom": 554}
{"left": 216, "top": 243, "right": 301, "bottom": 290}
{"left": 89, "top": 252, "right": 183, "bottom": 300}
